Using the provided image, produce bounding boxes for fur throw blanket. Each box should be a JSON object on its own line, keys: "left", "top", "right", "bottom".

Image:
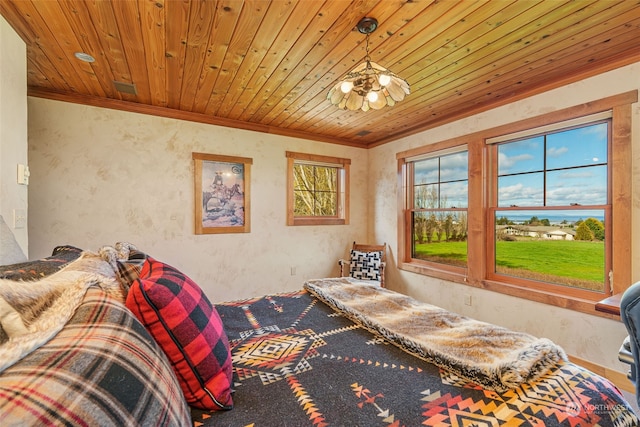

{"left": 304, "top": 278, "right": 567, "bottom": 392}
{"left": 0, "top": 246, "right": 129, "bottom": 373}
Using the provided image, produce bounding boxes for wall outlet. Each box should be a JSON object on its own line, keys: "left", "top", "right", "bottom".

{"left": 464, "top": 294, "right": 472, "bottom": 306}
{"left": 290, "top": 266, "right": 297, "bottom": 276}
{"left": 13, "top": 209, "right": 26, "bottom": 229}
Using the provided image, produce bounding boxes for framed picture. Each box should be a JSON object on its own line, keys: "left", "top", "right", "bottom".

{"left": 193, "top": 152, "right": 252, "bottom": 234}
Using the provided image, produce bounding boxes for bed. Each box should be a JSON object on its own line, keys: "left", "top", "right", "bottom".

{"left": 0, "top": 244, "right": 637, "bottom": 426}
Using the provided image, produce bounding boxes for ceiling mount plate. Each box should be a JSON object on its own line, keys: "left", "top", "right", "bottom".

{"left": 357, "top": 17, "right": 378, "bottom": 35}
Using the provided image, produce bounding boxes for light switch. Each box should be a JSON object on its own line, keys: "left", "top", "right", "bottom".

{"left": 17, "top": 164, "right": 30, "bottom": 185}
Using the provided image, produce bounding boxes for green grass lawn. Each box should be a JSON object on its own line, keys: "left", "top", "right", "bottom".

{"left": 414, "top": 239, "right": 605, "bottom": 290}
{"left": 413, "top": 241, "right": 467, "bottom": 267}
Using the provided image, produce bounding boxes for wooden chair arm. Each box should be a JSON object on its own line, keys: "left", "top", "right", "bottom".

{"left": 338, "top": 258, "right": 349, "bottom": 277}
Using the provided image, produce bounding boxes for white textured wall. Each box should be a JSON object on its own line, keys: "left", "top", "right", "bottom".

{"left": 27, "top": 100, "right": 368, "bottom": 301}
{"left": 23, "top": 41, "right": 639, "bottom": 372}
{"left": 0, "top": 15, "right": 28, "bottom": 256}
{"left": 370, "top": 62, "right": 640, "bottom": 372}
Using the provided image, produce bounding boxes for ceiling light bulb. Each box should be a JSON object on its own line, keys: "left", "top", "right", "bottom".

{"left": 367, "top": 91, "right": 378, "bottom": 102}
{"left": 340, "top": 81, "right": 354, "bottom": 93}
{"left": 378, "top": 74, "right": 391, "bottom": 86}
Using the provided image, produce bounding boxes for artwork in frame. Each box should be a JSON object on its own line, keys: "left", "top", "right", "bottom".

{"left": 193, "top": 152, "right": 252, "bottom": 234}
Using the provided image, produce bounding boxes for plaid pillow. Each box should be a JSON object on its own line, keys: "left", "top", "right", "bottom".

{"left": 125, "top": 257, "right": 233, "bottom": 410}
{"left": 349, "top": 249, "right": 382, "bottom": 281}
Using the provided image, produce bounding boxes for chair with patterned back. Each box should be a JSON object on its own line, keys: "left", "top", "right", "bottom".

{"left": 338, "top": 241, "right": 386, "bottom": 287}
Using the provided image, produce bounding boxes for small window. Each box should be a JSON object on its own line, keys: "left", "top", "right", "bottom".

{"left": 286, "top": 151, "right": 350, "bottom": 226}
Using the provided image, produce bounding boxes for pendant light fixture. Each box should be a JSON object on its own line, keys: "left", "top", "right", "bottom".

{"left": 327, "top": 17, "right": 410, "bottom": 111}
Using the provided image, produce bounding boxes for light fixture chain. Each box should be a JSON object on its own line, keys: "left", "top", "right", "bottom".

{"left": 365, "top": 33, "right": 371, "bottom": 62}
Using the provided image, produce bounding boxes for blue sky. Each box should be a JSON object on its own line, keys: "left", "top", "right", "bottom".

{"left": 414, "top": 152, "right": 468, "bottom": 208}
{"left": 413, "top": 122, "right": 608, "bottom": 219}
{"left": 498, "top": 123, "right": 608, "bottom": 208}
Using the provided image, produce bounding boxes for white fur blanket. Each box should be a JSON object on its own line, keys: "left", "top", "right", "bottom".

{"left": 304, "top": 278, "right": 567, "bottom": 392}
{"left": 0, "top": 248, "right": 126, "bottom": 373}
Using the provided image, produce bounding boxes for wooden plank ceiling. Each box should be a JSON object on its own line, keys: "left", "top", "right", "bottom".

{"left": 1, "top": 0, "right": 639, "bottom": 148}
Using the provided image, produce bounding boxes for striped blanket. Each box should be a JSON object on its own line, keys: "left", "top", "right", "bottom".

{"left": 0, "top": 252, "right": 125, "bottom": 372}
{"left": 0, "top": 286, "right": 191, "bottom": 426}
{"left": 0, "top": 247, "right": 191, "bottom": 426}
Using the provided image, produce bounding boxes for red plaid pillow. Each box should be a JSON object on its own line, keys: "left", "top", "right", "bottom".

{"left": 126, "top": 257, "right": 233, "bottom": 410}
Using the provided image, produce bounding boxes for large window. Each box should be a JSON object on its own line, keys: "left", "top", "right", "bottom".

{"left": 408, "top": 149, "right": 468, "bottom": 269}
{"left": 397, "top": 92, "right": 635, "bottom": 313}
{"left": 286, "top": 151, "right": 349, "bottom": 226}
{"left": 489, "top": 116, "right": 610, "bottom": 294}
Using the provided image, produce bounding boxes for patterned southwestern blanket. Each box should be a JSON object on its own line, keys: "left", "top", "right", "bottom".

{"left": 192, "top": 283, "right": 639, "bottom": 427}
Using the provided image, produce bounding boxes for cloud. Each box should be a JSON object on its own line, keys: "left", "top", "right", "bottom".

{"left": 556, "top": 170, "right": 594, "bottom": 179}
{"left": 498, "top": 151, "right": 535, "bottom": 171}
{"left": 498, "top": 182, "right": 542, "bottom": 206}
{"left": 547, "top": 146, "right": 568, "bottom": 157}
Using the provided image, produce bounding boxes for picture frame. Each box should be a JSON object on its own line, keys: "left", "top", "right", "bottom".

{"left": 193, "top": 152, "right": 252, "bottom": 234}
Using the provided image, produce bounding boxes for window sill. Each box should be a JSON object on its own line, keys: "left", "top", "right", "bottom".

{"left": 595, "top": 293, "right": 622, "bottom": 317}
{"left": 398, "top": 261, "right": 468, "bottom": 285}
{"left": 399, "top": 262, "right": 620, "bottom": 320}
{"left": 480, "top": 279, "right": 619, "bottom": 320}
{"left": 288, "top": 218, "right": 346, "bottom": 226}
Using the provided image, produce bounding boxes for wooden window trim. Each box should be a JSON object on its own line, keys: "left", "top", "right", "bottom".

{"left": 286, "top": 151, "right": 350, "bottom": 226}
{"left": 396, "top": 91, "right": 637, "bottom": 319}
{"left": 486, "top": 120, "right": 612, "bottom": 301}
{"left": 402, "top": 148, "right": 469, "bottom": 274}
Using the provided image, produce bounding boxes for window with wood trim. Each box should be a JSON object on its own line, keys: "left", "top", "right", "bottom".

{"left": 488, "top": 114, "right": 611, "bottom": 297}
{"left": 406, "top": 148, "right": 469, "bottom": 270}
{"left": 397, "top": 91, "right": 635, "bottom": 314}
{"left": 286, "top": 151, "right": 350, "bottom": 226}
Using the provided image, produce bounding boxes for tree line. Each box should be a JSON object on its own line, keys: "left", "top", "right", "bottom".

{"left": 414, "top": 185, "right": 467, "bottom": 244}
{"left": 496, "top": 215, "right": 604, "bottom": 241}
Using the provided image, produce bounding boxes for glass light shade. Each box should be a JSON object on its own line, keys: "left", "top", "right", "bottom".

{"left": 340, "top": 81, "right": 354, "bottom": 93}
{"left": 328, "top": 60, "right": 410, "bottom": 111}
